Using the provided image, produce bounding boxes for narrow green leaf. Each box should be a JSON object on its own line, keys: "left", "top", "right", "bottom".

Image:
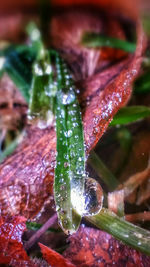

{"left": 110, "top": 106, "right": 150, "bottom": 126}
{"left": 38, "top": 0, "right": 51, "bottom": 41}
{"left": 2, "top": 45, "right": 36, "bottom": 103}
{"left": 54, "top": 53, "right": 85, "bottom": 234}
{"left": 27, "top": 24, "right": 56, "bottom": 128}
{"left": 134, "top": 72, "right": 150, "bottom": 94}
{"left": 82, "top": 33, "right": 136, "bottom": 53}
{"left": 86, "top": 208, "right": 150, "bottom": 256}
{"left": 88, "top": 151, "right": 118, "bottom": 191}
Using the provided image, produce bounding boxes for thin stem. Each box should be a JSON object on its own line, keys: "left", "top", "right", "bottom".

{"left": 88, "top": 151, "right": 118, "bottom": 191}
{"left": 25, "top": 214, "right": 57, "bottom": 250}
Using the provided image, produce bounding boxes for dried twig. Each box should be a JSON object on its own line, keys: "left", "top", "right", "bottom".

{"left": 24, "top": 214, "right": 57, "bottom": 250}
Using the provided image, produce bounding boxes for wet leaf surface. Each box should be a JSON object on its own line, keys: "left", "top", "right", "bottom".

{"left": 0, "top": 216, "right": 35, "bottom": 266}
{"left": 63, "top": 225, "right": 150, "bottom": 267}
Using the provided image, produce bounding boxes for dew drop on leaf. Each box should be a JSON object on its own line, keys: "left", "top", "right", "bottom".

{"left": 83, "top": 177, "right": 103, "bottom": 216}
{"left": 59, "top": 90, "right": 75, "bottom": 105}
{"left": 64, "top": 130, "right": 72, "bottom": 137}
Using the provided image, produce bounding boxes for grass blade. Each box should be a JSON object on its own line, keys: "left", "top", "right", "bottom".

{"left": 110, "top": 106, "right": 150, "bottom": 126}
{"left": 3, "top": 46, "right": 36, "bottom": 103}
{"left": 82, "top": 33, "right": 136, "bottom": 53}
{"left": 27, "top": 24, "right": 56, "bottom": 128}
{"left": 86, "top": 208, "right": 150, "bottom": 256}
{"left": 88, "top": 151, "right": 118, "bottom": 191}
{"left": 54, "top": 53, "right": 85, "bottom": 234}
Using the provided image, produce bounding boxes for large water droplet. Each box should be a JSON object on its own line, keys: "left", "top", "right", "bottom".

{"left": 71, "top": 177, "right": 103, "bottom": 217}
{"left": 83, "top": 177, "right": 103, "bottom": 216}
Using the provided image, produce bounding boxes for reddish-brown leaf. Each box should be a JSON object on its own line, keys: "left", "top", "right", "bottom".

{"left": 39, "top": 243, "right": 75, "bottom": 267}
{"left": 0, "top": 9, "right": 146, "bottom": 219}
{"left": 0, "top": 216, "right": 29, "bottom": 265}
{"left": 63, "top": 225, "right": 150, "bottom": 267}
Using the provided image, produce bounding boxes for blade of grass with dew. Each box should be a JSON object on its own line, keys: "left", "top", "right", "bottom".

{"left": 27, "top": 23, "right": 56, "bottom": 127}
{"left": 82, "top": 33, "right": 136, "bottom": 53}
{"left": 88, "top": 151, "right": 118, "bottom": 191}
{"left": 54, "top": 53, "right": 85, "bottom": 234}
{"left": 110, "top": 106, "right": 150, "bottom": 126}
{"left": 86, "top": 208, "right": 150, "bottom": 256}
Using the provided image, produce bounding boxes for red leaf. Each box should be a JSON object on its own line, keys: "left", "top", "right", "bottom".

{"left": 63, "top": 225, "right": 150, "bottom": 267}
{"left": 39, "top": 243, "right": 75, "bottom": 267}
{"left": 0, "top": 216, "right": 36, "bottom": 266}
{"left": 0, "top": 9, "right": 146, "bottom": 218}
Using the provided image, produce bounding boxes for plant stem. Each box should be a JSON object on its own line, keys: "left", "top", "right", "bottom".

{"left": 86, "top": 208, "right": 150, "bottom": 256}
{"left": 88, "top": 151, "right": 118, "bottom": 191}
{"left": 25, "top": 214, "right": 57, "bottom": 250}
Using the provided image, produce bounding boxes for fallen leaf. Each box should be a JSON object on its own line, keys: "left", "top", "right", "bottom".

{"left": 0, "top": 216, "right": 35, "bottom": 266}
{"left": 39, "top": 243, "right": 75, "bottom": 267}
{"left": 63, "top": 225, "right": 150, "bottom": 267}
{"left": 51, "top": 9, "right": 127, "bottom": 80}
{"left": 0, "top": 8, "right": 146, "bottom": 219}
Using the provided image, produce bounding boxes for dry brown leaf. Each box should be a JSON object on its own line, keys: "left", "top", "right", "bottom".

{"left": 39, "top": 243, "right": 75, "bottom": 267}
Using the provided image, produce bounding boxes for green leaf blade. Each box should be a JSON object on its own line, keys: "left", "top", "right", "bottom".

{"left": 110, "top": 106, "right": 150, "bottom": 126}
{"left": 82, "top": 33, "right": 136, "bottom": 53}
{"left": 3, "top": 46, "right": 36, "bottom": 103}
{"left": 86, "top": 208, "right": 150, "bottom": 256}
{"left": 27, "top": 25, "right": 56, "bottom": 128}
{"left": 54, "top": 54, "right": 85, "bottom": 234}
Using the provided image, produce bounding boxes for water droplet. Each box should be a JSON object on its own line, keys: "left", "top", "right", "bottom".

{"left": 59, "top": 90, "right": 75, "bottom": 105}
{"left": 45, "top": 64, "right": 52, "bottom": 74}
{"left": 83, "top": 177, "right": 103, "bottom": 216}
{"left": 30, "top": 28, "right": 41, "bottom": 41}
{"left": 33, "top": 63, "right": 44, "bottom": 76}
{"left": 64, "top": 130, "right": 72, "bottom": 138}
